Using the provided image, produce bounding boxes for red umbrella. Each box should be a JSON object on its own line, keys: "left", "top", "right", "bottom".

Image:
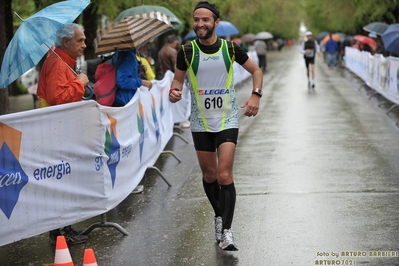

{"left": 354, "top": 35, "right": 377, "bottom": 48}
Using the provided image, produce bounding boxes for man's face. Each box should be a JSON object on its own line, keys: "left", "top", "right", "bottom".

{"left": 193, "top": 8, "right": 219, "bottom": 40}
{"left": 307, "top": 35, "right": 313, "bottom": 40}
{"left": 64, "top": 28, "right": 86, "bottom": 59}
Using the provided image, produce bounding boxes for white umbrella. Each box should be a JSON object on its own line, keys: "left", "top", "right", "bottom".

{"left": 255, "top": 31, "right": 274, "bottom": 40}
{"left": 241, "top": 33, "right": 256, "bottom": 43}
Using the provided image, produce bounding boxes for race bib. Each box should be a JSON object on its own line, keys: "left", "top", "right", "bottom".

{"left": 305, "top": 50, "right": 314, "bottom": 58}
{"left": 197, "top": 88, "right": 231, "bottom": 118}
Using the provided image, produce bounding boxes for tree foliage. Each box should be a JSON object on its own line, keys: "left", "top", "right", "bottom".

{"left": 303, "top": 0, "right": 399, "bottom": 35}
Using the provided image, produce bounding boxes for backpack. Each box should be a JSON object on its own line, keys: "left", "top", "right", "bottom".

{"left": 93, "top": 61, "right": 117, "bottom": 106}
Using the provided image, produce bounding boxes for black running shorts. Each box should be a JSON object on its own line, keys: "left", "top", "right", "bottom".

{"left": 305, "top": 57, "right": 315, "bottom": 68}
{"left": 191, "top": 128, "right": 239, "bottom": 152}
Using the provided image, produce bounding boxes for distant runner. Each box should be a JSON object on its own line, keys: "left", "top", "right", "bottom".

{"left": 300, "top": 31, "right": 320, "bottom": 88}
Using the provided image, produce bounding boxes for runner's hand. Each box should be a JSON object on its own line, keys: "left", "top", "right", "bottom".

{"left": 169, "top": 88, "right": 182, "bottom": 103}
{"left": 240, "top": 95, "right": 260, "bottom": 117}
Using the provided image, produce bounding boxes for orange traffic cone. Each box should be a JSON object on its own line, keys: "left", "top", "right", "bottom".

{"left": 83, "top": 248, "right": 98, "bottom": 266}
{"left": 54, "top": 235, "right": 74, "bottom": 266}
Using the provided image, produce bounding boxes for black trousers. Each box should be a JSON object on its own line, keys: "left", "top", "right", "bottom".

{"left": 258, "top": 55, "right": 267, "bottom": 71}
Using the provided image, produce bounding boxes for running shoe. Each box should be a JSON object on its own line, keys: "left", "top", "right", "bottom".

{"left": 214, "top": 216, "right": 222, "bottom": 242}
{"left": 219, "top": 228, "right": 238, "bottom": 251}
{"left": 179, "top": 120, "right": 191, "bottom": 128}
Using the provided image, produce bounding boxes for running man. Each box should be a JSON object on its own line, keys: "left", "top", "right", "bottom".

{"left": 300, "top": 31, "right": 320, "bottom": 88}
{"left": 169, "top": 0, "right": 263, "bottom": 251}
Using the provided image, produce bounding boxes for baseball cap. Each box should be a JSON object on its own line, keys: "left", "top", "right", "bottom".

{"left": 306, "top": 31, "right": 313, "bottom": 36}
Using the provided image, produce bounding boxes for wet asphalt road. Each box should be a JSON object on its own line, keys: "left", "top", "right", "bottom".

{"left": 1, "top": 46, "right": 399, "bottom": 266}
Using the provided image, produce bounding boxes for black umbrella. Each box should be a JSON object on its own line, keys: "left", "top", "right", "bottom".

{"left": 382, "top": 23, "right": 399, "bottom": 54}
{"left": 363, "top": 22, "right": 389, "bottom": 36}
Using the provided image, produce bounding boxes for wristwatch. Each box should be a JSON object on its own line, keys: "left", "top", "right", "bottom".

{"left": 252, "top": 88, "right": 262, "bottom": 98}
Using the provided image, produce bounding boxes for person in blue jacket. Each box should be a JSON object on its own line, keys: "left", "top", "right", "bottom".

{"left": 112, "top": 49, "right": 152, "bottom": 107}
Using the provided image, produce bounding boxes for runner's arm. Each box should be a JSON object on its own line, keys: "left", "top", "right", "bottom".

{"left": 240, "top": 58, "right": 263, "bottom": 117}
{"left": 242, "top": 58, "right": 263, "bottom": 91}
{"left": 299, "top": 41, "right": 305, "bottom": 54}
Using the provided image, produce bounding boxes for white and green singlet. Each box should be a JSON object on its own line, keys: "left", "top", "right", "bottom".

{"left": 186, "top": 39, "right": 239, "bottom": 132}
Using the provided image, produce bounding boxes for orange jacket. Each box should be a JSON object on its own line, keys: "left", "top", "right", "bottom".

{"left": 37, "top": 47, "right": 84, "bottom": 106}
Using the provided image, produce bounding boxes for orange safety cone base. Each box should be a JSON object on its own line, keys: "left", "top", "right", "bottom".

{"left": 54, "top": 236, "right": 74, "bottom": 266}
{"left": 83, "top": 248, "right": 98, "bottom": 266}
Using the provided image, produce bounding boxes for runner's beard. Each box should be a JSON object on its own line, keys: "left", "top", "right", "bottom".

{"left": 195, "top": 24, "right": 215, "bottom": 40}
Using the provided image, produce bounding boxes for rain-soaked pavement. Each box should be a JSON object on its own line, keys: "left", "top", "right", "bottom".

{"left": 1, "top": 46, "right": 399, "bottom": 266}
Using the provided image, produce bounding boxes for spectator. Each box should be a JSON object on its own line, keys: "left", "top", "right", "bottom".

{"left": 370, "top": 32, "right": 389, "bottom": 57}
{"left": 325, "top": 34, "right": 339, "bottom": 69}
{"left": 111, "top": 49, "right": 152, "bottom": 107}
{"left": 158, "top": 35, "right": 191, "bottom": 128}
{"left": 136, "top": 43, "right": 156, "bottom": 81}
{"left": 255, "top": 39, "right": 267, "bottom": 72}
{"left": 37, "top": 24, "right": 90, "bottom": 107}
{"left": 37, "top": 23, "right": 90, "bottom": 245}
{"left": 157, "top": 35, "right": 179, "bottom": 79}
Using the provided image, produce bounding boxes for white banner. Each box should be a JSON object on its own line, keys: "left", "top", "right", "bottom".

{"left": 379, "top": 56, "right": 389, "bottom": 93}
{"left": 388, "top": 57, "right": 399, "bottom": 96}
{"left": 367, "top": 53, "right": 374, "bottom": 87}
{"left": 373, "top": 54, "right": 380, "bottom": 91}
{"left": 0, "top": 72, "right": 174, "bottom": 246}
{"left": 345, "top": 47, "right": 399, "bottom": 106}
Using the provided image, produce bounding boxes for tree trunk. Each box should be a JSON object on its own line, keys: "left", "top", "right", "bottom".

{"left": 83, "top": 3, "right": 98, "bottom": 60}
{"left": 0, "top": 0, "right": 11, "bottom": 114}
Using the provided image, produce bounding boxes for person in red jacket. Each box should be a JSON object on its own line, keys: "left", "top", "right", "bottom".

{"left": 37, "top": 23, "right": 89, "bottom": 245}
{"left": 37, "top": 23, "right": 89, "bottom": 107}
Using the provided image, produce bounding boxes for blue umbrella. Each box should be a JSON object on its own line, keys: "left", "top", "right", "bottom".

{"left": 0, "top": 0, "right": 91, "bottom": 89}
{"left": 382, "top": 24, "right": 399, "bottom": 55}
{"left": 216, "top": 21, "right": 239, "bottom": 37}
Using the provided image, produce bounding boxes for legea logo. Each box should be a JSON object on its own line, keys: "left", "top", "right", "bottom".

{"left": 198, "top": 89, "right": 230, "bottom": 95}
{"left": 0, "top": 123, "right": 28, "bottom": 219}
{"left": 104, "top": 114, "right": 120, "bottom": 188}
